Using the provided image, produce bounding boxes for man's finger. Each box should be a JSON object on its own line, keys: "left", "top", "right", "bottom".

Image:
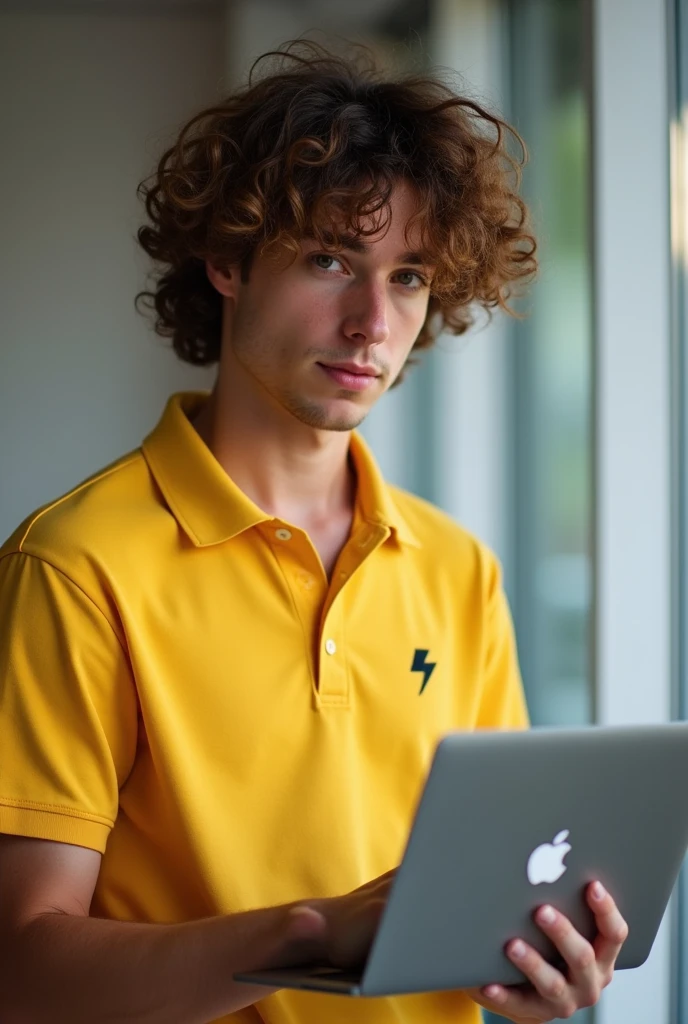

{"left": 471, "top": 980, "right": 550, "bottom": 1020}
{"left": 587, "top": 881, "right": 629, "bottom": 975}
{"left": 531, "top": 903, "right": 598, "bottom": 1004}
{"left": 501, "top": 938, "right": 579, "bottom": 1018}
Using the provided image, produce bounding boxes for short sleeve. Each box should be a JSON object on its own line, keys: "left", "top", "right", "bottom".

{"left": 475, "top": 554, "right": 530, "bottom": 730}
{"left": 0, "top": 552, "right": 138, "bottom": 853}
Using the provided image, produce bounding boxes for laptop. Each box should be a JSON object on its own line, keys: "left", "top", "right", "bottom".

{"left": 234, "top": 722, "right": 688, "bottom": 997}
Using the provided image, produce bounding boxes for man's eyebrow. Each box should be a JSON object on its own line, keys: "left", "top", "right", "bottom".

{"left": 306, "top": 232, "right": 435, "bottom": 267}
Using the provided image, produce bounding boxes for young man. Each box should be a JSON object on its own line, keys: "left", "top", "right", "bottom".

{"left": 0, "top": 42, "right": 626, "bottom": 1024}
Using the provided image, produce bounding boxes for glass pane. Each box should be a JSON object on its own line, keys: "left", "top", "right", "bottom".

{"left": 506, "top": 0, "right": 594, "bottom": 731}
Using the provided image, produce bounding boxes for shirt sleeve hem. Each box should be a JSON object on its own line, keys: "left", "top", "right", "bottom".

{"left": 0, "top": 802, "right": 111, "bottom": 854}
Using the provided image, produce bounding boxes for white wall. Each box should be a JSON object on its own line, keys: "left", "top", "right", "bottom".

{"left": 0, "top": 4, "right": 222, "bottom": 540}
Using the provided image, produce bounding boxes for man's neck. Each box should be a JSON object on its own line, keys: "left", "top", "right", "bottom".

{"left": 190, "top": 387, "right": 356, "bottom": 539}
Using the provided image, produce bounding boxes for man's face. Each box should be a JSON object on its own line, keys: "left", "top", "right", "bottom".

{"left": 215, "top": 182, "right": 434, "bottom": 432}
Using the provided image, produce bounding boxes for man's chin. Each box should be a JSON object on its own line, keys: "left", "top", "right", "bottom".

{"left": 287, "top": 396, "right": 369, "bottom": 433}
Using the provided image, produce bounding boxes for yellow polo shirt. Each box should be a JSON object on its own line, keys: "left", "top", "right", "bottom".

{"left": 0, "top": 391, "right": 528, "bottom": 1024}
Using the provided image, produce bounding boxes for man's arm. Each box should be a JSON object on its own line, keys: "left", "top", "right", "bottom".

{"left": 0, "top": 834, "right": 390, "bottom": 1024}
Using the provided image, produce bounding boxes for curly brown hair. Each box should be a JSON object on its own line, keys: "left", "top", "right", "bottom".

{"left": 136, "top": 41, "right": 536, "bottom": 376}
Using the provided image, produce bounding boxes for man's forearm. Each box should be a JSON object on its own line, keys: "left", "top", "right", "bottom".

{"left": 0, "top": 902, "right": 321, "bottom": 1024}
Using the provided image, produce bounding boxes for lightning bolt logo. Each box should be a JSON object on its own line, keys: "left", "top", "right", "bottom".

{"left": 411, "top": 649, "right": 436, "bottom": 695}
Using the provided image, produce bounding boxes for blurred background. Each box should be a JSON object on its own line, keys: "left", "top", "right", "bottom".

{"left": 0, "top": 0, "right": 684, "bottom": 1020}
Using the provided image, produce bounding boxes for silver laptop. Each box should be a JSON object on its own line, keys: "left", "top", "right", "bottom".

{"left": 235, "top": 722, "right": 688, "bottom": 997}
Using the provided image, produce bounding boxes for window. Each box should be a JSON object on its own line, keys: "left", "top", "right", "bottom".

{"left": 506, "top": 0, "right": 594, "bottom": 735}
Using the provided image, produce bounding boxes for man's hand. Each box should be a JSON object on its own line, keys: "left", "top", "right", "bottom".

{"left": 467, "top": 881, "right": 628, "bottom": 1021}
{"left": 282, "top": 868, "right": 397, "bottom": 969}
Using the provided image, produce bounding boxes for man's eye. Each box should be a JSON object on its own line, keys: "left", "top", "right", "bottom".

{"left": 396, "top": 271, "right": 427, "bottom": 289}
{"left": 311, "top": 254, "right": 342, "bottom": 271}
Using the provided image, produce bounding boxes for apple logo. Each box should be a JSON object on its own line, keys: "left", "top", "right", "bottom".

{"left": 526, "top": 830, "right": 572, "bottom": 886}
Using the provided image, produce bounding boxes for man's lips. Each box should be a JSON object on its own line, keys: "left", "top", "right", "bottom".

{"left": 317, "top": 362, "right": 381, "bottom": 391}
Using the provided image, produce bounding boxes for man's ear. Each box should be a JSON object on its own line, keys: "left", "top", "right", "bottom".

{"left": 205, "top": 260, "right": 237, "bottom": 299}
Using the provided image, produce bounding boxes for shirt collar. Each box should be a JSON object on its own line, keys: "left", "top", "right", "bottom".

{"left": 348, "top": 431, "right": 420, "bottom": 548}
{"left": 142, "top": 391, "right": 420, "bottom": 549}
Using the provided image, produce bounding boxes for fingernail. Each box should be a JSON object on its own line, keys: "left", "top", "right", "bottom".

{"left": 484, "top": 985, "right": 506, "bottom": 1003}
{"left": 510, "top": 940, "right": 527, "bottom": 960}
{"left": 592, "top": 882, "right": 606, "bottom": 901}
{"left": 538, "top": 905, "right": 556, "bottom": 925}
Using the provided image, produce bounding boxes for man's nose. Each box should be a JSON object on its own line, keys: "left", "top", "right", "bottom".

{"left": 341, "top": 281, "right": 390, "bottom": 346}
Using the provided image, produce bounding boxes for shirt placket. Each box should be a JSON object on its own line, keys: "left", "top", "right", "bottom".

{"left": 317, "top": 521, "right": 390, "bottom": 708}
{"left": 264, "top": 519, "right": 391, "bottom": 709}
{"left": 264, "top": 522, "right": 326, "bottom": 690}
{"left": 317, "top": 596, "right": 348, "bottom": 706}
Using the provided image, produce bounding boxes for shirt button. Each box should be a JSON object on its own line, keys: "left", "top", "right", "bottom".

{"left": 297, "top": 571, "right": 315, "bottom": 589}
{"left": 325, "top": 638, "right": 337, "bottom": 656}
{"left": 275, "top": 528, "right": 292, "bottom": 541}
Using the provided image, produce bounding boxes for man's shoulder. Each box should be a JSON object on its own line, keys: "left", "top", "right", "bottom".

{"left": 0, "top": 448, "right": 154, "bottom": 570}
